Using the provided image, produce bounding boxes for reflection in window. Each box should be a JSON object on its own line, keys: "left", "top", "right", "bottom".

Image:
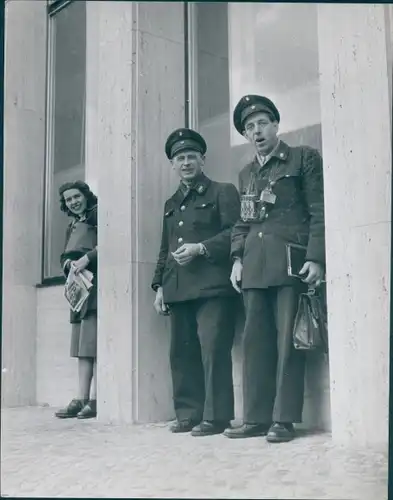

{"left": 44, "top": 1, "right": 86, "bottom": 278}
{"left": 229, "top": 3, "right": 321, "bottom": 146}
{"left": 191, "top": 2, "right": 322, "bottom": 185}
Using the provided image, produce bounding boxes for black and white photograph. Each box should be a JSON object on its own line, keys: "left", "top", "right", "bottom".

{"left": 1, "top": 0, "right": 391, "bottom": 498}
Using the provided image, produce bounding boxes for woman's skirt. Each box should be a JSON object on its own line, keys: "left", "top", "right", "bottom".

{"left": 70, "top": 312, "right": 97, "bottom": 358}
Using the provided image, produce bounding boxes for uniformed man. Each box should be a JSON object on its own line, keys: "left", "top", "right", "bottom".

{"left": 152, "top": 128, "right": 241, "bottom": 437}
{"left": 224, "top": 95, "right": 325, "bottom": 443}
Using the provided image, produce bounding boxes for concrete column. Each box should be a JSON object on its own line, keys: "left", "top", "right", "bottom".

{"left": 95, "top": 1, "right": 185, "bottom": 422}
{"left": 2, "top": 0, "right": 47, "bottom": 406}
{"left": 318, "top": 4, "right": 391, "bottom": 446}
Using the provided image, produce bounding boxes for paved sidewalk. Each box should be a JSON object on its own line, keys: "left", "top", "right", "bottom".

{"left": 1, "top": 407, "right": 388, "bottom": 499}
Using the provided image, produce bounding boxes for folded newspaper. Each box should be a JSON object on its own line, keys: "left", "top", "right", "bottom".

{"left": 64, "top": 267, "right": 94, "bottom": 313}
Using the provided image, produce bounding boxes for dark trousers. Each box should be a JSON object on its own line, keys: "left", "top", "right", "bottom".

{"left": 242, "top": 286, "right": 306, "bottom": 424}
{"left": 169, "top": 296, "right": 237, "bottom": 423}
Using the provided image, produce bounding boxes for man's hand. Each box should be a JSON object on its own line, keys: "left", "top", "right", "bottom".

{"left": 153, "top": 287, "right": 169, "bottom": 315}
{"left": 230, "top": 259, "right": 243, "bottom": 293}
{"left": 299, "top": 261, "right": 324, "bottom": 287}
{"left": 171, "top": 243, "right": 202, "bottom": 266}
{"left": 71, "top": 255, "right": 90, "bottom": 275}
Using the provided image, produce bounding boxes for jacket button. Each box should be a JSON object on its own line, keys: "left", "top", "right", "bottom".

{"left": 258, "top": 232, "right": 263, "bottom": 238}
{"left": 180, "top": 205, "right": 186, "bottom": 211}
{"left": 178, "top": 237, "right": 183, "bottom": 243}
{"left": 265, "top": 214, "right": 269, "bottom": 219}
{"left": 178, "top": 221, "right": 184, "bottom": 227}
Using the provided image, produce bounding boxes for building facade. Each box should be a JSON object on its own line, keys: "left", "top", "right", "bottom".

{"left": 2, "top": 0, "right": 392, "bottom": 447}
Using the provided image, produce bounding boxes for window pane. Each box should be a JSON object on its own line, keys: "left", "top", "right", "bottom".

{"left": 44, "top": 0, "right": 86, "bottom": 278}
{"left": 193, "top": 2, "right": 322, "bottom": 186}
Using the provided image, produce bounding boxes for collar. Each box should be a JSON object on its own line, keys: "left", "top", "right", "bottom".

{"left": 253, "top": 140, "right": 290, "bottom": 171}
{"left": 73, "top": 213, "right": 87, "bottom": 223}
{"left": 179, "top": 173, "right": 211, "bottom": 196}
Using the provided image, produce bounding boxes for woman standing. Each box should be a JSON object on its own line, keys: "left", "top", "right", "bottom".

{"left": 55, "top": 181, "right": 98, "bottom": 420}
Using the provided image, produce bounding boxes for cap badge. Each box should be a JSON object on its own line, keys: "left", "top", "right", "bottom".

{"left": 180, "top": 141, "right": 185, "bottom": 145}
{"left": 245, "top": 96, "right": 250, "bottom": 101}
{"left": 251, "top": 105, "right": 256, "bottom": 110}
{"left": 198, "top": 185, "right": 204, "bottom": 194}
{"left": 179, "top": 131, "right": 183, "bottom": 136}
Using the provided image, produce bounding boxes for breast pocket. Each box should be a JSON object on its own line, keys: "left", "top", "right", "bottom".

{"left": 273, "top": 173, "right": 302, "bottom": 207}
{"left": 192, "top": 202, "right": 217, "bottom": 228}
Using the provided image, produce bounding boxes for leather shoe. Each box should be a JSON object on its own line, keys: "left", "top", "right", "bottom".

{"left": 77, "top": 400, "right": 97, "bottom": 419}
{"left": 170, "top": 419, "right": 199, "bottom": 433}
{"left": 191, "top": 420, "right": 229, "bottom": 436}
{"left": 266, "top": 422, "right": 295, "bottom": 443}
{"left": 223, "top": 423, "right": 271, "bottom": 439}
{"left": 55, "top": 399, "right": 87, "bottom": 419}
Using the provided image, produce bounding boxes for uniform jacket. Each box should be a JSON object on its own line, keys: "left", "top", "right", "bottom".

{"left": 231, "top": 141, "right": 325, "bottom": 289}
{"left": 61, "top": 205, "right": 98, "bottom": 322}
{"left": 152, "top": 173, "right": 241, "bottom": 303}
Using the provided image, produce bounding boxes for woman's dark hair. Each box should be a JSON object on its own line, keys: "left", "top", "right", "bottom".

{"left": 59, "top": 180, "right": 98, "bottom": 216}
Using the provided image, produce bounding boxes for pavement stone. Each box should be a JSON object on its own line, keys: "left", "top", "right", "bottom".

{"left": 1, "top": 406, "right": 388, "bottom": 499}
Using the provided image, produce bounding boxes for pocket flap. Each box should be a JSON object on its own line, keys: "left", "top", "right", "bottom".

{"left": 164, "top": 208, "right": 175, "bottom": 217}
{"left": 195, "top": 202, "right": 215, "bottom": 209}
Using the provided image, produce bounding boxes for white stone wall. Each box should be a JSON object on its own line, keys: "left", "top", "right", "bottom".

{"left": 318, "top": 3, "right": 391, "bottom": 446}
{"left": 93, "top": 1, "right": 185, "bottom": 423}
{"left": 36, "top": 286, "right": 77, "bottom": 407}
{"left": 2, "top": 0, "right": 47, "bottom": 407}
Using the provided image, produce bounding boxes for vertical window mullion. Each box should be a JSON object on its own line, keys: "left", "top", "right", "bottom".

{"left": 187, "top": 2, "right": 198, "bottom": 130}
{"left": 43, "top": 14, "right": 57, "bottom": 279}
{"left": 185, "top": 2, "right": 198, "bottom": 130}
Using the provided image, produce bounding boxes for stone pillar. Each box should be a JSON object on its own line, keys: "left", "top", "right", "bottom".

{"left": 2, "top": 0, "right": 47, "bottom": 406}
{"left": 318, "top": 4, "right": 391, "bottom": 446}
{"left": 94, "top": 1, "right": 185, "bottom": 422}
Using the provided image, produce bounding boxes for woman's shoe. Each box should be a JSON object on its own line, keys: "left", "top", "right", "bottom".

{"left": 77, "top": 399, "right": 97, "bottom": 419}
{"left": 55, "top": 399, "right": 87, "bottom": 419}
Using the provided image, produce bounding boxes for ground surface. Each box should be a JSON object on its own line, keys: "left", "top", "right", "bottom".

{"left": 1, "top": 406, "right": 388, "bottom": 499}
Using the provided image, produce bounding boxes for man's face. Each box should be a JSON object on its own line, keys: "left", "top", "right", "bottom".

{"left": 171, "top": 149, "right": 204, "bottom": 182}
{"left": 63, "top": 188, "right": 87, "bottom": 216}
{"left": 242, "top": 111, "right": 279, "bottom": 156}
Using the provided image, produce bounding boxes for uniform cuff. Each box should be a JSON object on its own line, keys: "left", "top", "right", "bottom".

{"left": 199, "top": 243, "right": 209, "bottom": 257}
{"left": 63, "top": 259, "right": 72, "bottom": 271}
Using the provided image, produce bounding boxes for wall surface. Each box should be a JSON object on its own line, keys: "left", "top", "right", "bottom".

{"left": 318, "top": 3, "right": 391, "bottom": 446}
{"left": 36, "top": 287, "right": 77, "bottom": 407}
{"left": 2, "top": 0, "right": 47, "bottom": 407}
{"left": 93, "top": 1, "right": 185, "bottom": 423}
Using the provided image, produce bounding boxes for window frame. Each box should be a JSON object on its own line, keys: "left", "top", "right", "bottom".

{"left": 41, "top": 0, "right": 86, "bottom": 283}
{"left": 47, "top": 0, "right": 73, "bottom": 18}
{"left": 185, "top": 2, "right": 198, "bottom": 129}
